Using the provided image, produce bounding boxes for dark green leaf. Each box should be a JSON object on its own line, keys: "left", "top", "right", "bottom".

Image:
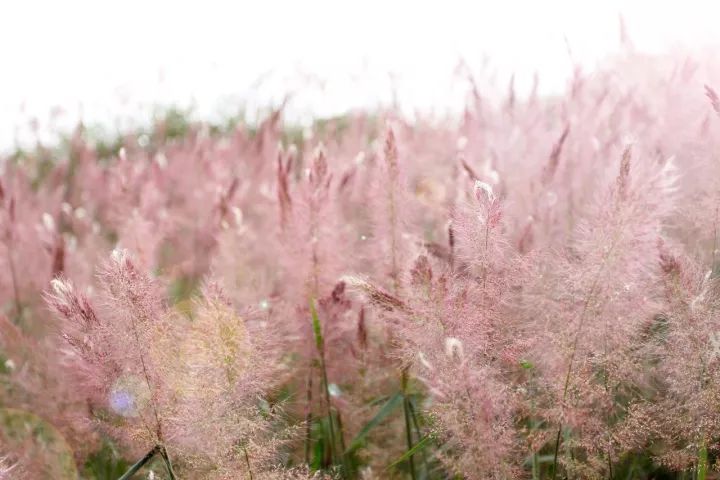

{"left": 310, "top": 298, "right": 323, "bottom": 350}
{"left": 387, "top": 435, "right": 432, "bottom": 470}
{"left": 345, "top": 392, "right": 403, "bottom": 454}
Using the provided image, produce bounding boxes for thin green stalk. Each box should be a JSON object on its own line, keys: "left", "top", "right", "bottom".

{"left": 304, "top": 371, "right": 313, "bottom": 464}
{"left": 159, "top": 445, "right": 178, "bottom": 480}
{"left": 697, "top": 443, "right": 708, "bottom": 480}
{"left": 310, "top": 299, "right": 339, "bottom": 466}
{"left": 118, "top": 445, "right": 159, "bottom": 480}
{"left": 401, "top": 370, "right": 417, "bottom": 480}
{"left": 244, "top": 446, "right": 254, "bottom": 480}
{"left": 320, "top": 360, "right": 338, "bottom": 464}
{"left": 403, "top": 396, "right": 417, "bottom": 480}
{"left": 407, "top": 396, "right": 429, "bottom": 476}
{"left": 551, "top": 427, "right": 563, "bottom": 480}
{"left": 334, "top": 408, "right": 353, "bottom": 477}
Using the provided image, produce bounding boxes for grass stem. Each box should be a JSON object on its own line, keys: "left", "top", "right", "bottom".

{"left": 697, "top": 442, "right": 708, "bottom": 480}
{"left": 401, "top": 369, "right": 417, "bottom": 480}
{"left": 118, "top": 445, "right": 159, "bottom": 480}
{"left": 160, "top": 445, "right": 178, "bottom": 480}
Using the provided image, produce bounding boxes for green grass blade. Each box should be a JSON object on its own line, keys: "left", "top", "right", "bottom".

{"left": 159, "top": 446, "right": 177, "bottom": 480}
{"left": 118, "top": 445, "right": 159, "bottom": 480}
{"left": 387, "top": 435, "right": 432, "bottom": 470}
{"left": 402, "top": 394, "right": 417, "bottom": 480}
{"left": 310, "top": 298, "right": 323, "bottom": 349}
{"left": 344, "top": 393, "right": 403, "bottom": 454}
{"left": 698, "top": 443, "right": 708, "bottom": 480}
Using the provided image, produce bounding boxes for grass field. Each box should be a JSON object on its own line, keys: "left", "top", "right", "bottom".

{"left": 2, "top": 49, "right": 720, "bottom": 479}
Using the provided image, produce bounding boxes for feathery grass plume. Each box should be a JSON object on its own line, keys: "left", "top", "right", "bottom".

{"left": 45, "top": 275, "right": 120, "bottom": 409}
{"left": 47, "top": 249, "right": 183, "bottom": 470}
{"left": 341, "top": 275, "right": 408, "bottom": 313}
{"left": 530, "top": 144, "right": 676, "bottom": 478}
{"left": 396, "top": 177, "right": 523, "bottom": 478}
{"left": 271, "top": 142, "right": 371, "bottom": 472}
{"left": 452, "top": 179, "right": 504, "bottom": 284}
{"left": 372, "top": 124, "right": 413, "bottom": 296}
{"left": 620, "top": 241, "right": 720, "bottom": 472}
{"left": 49, "top": 249, "right": 298, "bottom": 477}
{"left": 278, "top": 143, "right": 347, "bottom": 304}
{"left": 168, "top": 282, "right": 291, "bottom": 477}
{"left": 353, "top": 124, "right": 433, "bottom": 476}
{"left": 306, "top": 147, "right": 333, "bottom": 297}
{"left": 400, "top": 255, "right": 518, "bottom": 479}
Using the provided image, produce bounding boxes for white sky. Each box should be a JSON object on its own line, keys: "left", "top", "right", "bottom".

{"left": 1, "top": 0, "right": 719, "bottom": 149}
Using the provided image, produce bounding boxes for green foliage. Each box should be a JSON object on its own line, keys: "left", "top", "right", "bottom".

{"left": 387, "top": 435, "right": 432, "bottom": 470}
{"left": 158, "top": 107, "right": 192, "bottom": 141}
{"left": 310, "top": 299, "right": 324, "bottom": 350}
{"left": 81, "top": 440, "right": 131, "bottom": 480}
{"left": 167, "top": 275, "right": 200, "bottom": 317}
{"left": 520, "top": 359, "right": 534, "bottom": 370}
{"left": 612, "top": 449, "right": 677, "bottom": 480}
{"left": 697, "top": 444, "right": 708, "bottom": 480}
{"left": 345, "top": 393, "right": 403, "bottom": 454}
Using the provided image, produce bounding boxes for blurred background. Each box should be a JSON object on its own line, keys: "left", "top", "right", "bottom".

{"left": 2, "top": 0, "right": 719, "bottom": 151}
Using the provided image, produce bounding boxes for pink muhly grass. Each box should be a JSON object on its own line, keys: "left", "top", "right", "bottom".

{"left": 399, "top": 178, "right": 522, "bottom": 477}
{"left": 370, "top": 124, "right": 416, "bottom": 297}
{"left": 47, "top": 250, "right": 292, "bottom": 477}
{"left": 277, "top": 143, "right": 348, "bottom": 305}
{"left": 530, "top": 145, "right": 676, "bottom": 478}
{"left": 620, "top": 242, "right": 720, "bottom": 472}
{"left": 8, "top": 48, "right": 720, "bottom": 479}
{"left": 399, "top": 258, "right": 518, "bottom": 478}
{"left": 170, "top": 282, "right": 288, "bottom": 476}
{"left": 47, "top": 250, "right": 175, "bottom": 452}
{"left": 381, "top": 126, "right": 403, "bottom": 296}
{"left": 273, "top": 143, "right": 349, "bottom": 465}
{"left": 370, "top": 125, "right": 427, "bottom": 478}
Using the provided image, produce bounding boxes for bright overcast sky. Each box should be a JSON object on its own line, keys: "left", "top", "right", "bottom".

{"left": 1, "top": 0, "right": 719, "bottom": 149}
